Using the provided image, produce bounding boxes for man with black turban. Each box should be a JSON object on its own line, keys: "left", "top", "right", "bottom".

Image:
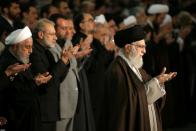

{"left": 102, "top": 25, "right": 177, "bottom": 131}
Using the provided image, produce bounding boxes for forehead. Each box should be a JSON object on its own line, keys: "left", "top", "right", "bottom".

{"left": 97, "top": 25, "right": 108, "bottom": 33}
{"left": 57, "top": 18, "right": 73, "bottom": 25}
{"left": 83, "top": 13, "right": 93, "bottom": 20}
{"left": 10, "top": 3, "right": 20, "bottom": 8}
{"left": 29, "top": 6, "right": 37, "bottom": 12}
{"left": 19, "top": 37, "right": 33, "bottom": 45}
{"left": 60, "top": 1, "right": 68, "bottom": 7}
{"left": 44, "top": 23, "right": 55, "bottom": 31}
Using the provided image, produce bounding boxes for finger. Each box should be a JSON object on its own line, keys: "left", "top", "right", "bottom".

{"left": 160, "top": 67, "right": 166, "bottom": 75}
{"left": 14, "top": 64, "right": 29, "bottom": 71}
{"left": 72, "top": 46, "right": 80, "bottom": 55}
{"left": 23, "top": 63, "right": 31, "bottom": 70}
{"left": 170, "top": 72, "right": 177, "bottom": 78}
{"left": 12, "top": 63, "right": 20, "bottom": 66}
{"left": 42, "top": 72, "right": 50, "bottom": 76}
{"left": 27, "top": 63, "right": 32, "bottom": 67}
{"left": 79, "top": 38, "right": 84, "bottom": 45}
{"left": 42, "top": 75, "right": 52, "bottom": 83}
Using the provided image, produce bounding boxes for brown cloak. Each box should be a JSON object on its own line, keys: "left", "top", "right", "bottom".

{"left": 102, "top": 56, "right": 163, "bottom": 131}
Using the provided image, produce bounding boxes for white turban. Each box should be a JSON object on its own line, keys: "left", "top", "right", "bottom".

{"left": 160, "top": 14, "right": 172, "bottom": 27}
{"left": 123, "top": 15, "right": 137, "bottom": 26}
{"left": 148, "top": 4, "right": 169, "bottom": 15}
{"left": 5, "top": 26, "right": 32, "bottom": 45}
{"left": 95, "top": 14, "right": 107, "bottom": 24}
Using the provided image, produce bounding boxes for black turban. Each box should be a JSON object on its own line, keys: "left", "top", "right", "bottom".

{"left": 114, "top": 25, "right": 145, "bottom": 48}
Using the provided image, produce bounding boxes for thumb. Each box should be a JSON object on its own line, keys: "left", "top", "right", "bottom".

{"left": 160, "top": 67, "right": 166, "bottom": 75}
{"left": 79, "top": 38, "right": 84, "bottom": 44}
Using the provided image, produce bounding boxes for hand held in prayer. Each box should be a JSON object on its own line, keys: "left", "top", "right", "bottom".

{"left": 156, "top": 67, "right": 177, "bottom": 86}
{"left": 5, "top": 63, "right": 31, "bottom": 77}
{"left": 0, "top": 117, "right": 7, "bottom": 126}
{"left": 34, "top": 72, "right": 52, "bottom": 86}
{"left": 61, "top": 49, "right": 73, "bottom": 64}
{"left": 71, "top": 44, "right": 80, "bottom": 56}
{"left": 75, "top": 48, "right": 93, "bottom": 59}
{"left": 79, "top": 34, "right": 93, "bottom": 50}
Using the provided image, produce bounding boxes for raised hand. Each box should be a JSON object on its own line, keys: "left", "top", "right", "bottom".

{"left": 0, "top": 117, "right": 7, "bottom": 126}
{"left": 71, "top": 44, "right": 80, "bottom": 56}
{"left": 156, "top": 67, "right": 177, "bottom": 86}
{"left": 61, "top": 47, "right": 74, "bottom": 64}
{"left": 34, "top": 72, "right": 52, "bottom": 86}
{"left": 79, "top": 34, "right": 93, "bottom": 50}
{"left": 5, "top": 63, "right": 31, "bottom": 76}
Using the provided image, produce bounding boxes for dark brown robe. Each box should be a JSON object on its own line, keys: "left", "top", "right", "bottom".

{"left": 102, "top": 56, "right": 163, "bottom": 131}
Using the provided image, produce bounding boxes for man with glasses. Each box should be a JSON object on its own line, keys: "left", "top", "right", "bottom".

{"left": 0, "top": 26, "right": 52, "bottom": 131}
{"left": 30, "top": 19, "right": 72, "bottom": 131}
{"left": 102, "top": 25, "right": 177, "bottom": 131}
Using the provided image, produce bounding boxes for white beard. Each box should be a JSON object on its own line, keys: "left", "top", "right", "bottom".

{"left": 127, "top": 47, "right": 143, "bottom": 69}
{"left": 43, "top": 38, "right": 56, "bottom": 48}
{"left": 16, "top": 52, "right": 30, "bottom": 64}
{"left": 9, "top": 48, "right": 30, "bottom": 64}
{"left": 19, "top": 57, "right": 30, "bottom": 64}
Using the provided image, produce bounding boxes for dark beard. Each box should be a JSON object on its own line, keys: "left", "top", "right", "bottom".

{"left": 8, "top": 11, "right": 20, "bottom": 21}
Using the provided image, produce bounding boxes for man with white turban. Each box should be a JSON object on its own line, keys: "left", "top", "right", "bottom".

{"left": 0, "top": 26, "right": 52, "bottom": 131}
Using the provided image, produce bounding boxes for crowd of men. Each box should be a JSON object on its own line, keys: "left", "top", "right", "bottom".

{"left": 0, "top": 0, "right": 196, "bottom": 131}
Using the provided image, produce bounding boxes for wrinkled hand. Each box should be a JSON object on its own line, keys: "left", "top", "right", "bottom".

{"left": 75, "top": 48, "right": 93, "bottom": 59}
{"left": 0, "top": 117, "right": 7, "bottom": 126}
{"left": 71, "top": 44, "right": 80, "bottom": 56}
{"left": 5, "top": 63, "right": 31, "bottom": 77}
{"left": 34, "top": 72, "right": 52, "bottom": 86}
{"left": 61, "top": 48, "right": 74, "bottom": 64}
{"left": 79, "top": 34, "right": 93, "bottom": 50}
{"left": 156, "top": 67, "right": 177, "bottom": 86}
{"left": 104, "top": 39, "right": 117, "bottom": 52}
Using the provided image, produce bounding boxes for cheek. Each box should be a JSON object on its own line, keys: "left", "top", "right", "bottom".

{"left": 89, "top": 23, "right": 95, "bottom": 29}
{"left": 22, "top": 49, "right": 29, "bottom": 57}
{"left": 17, "top": 48, "right": 25, "bottom": 57}
{"left": 60, "top": 30, "right": 66, "bottom": 36}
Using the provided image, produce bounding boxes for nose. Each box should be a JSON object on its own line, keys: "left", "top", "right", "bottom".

{"left": 141, "top": 47, "right": 146, "bottom": 55}
{"left": 54, "top": 34, "right": 57, "bottom": 40}
{"left": 29, "top": 47, "right": 33, "bottom": 54}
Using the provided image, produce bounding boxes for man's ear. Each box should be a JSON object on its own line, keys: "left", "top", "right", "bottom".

{"left": 2, "top": 7, "right": 8, "bottom": 14}
{"left": 11, "top": 44, "right": 18, "bottom": 53}
{"left": 79, "top": 23, "right": 84, "bottom": 30}
{"left": 124, "top": 44, "right": 131, "bottom": 53}
{"left": 38, "top": 31, "right": 44, "bottom": 39}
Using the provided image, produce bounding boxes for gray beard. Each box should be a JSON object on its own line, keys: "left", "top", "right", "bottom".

{"left": 129, "top": 55, "right": 143, "bottom": 69}
{"left": 9, "top": 48, "right": 29, "bottom": 64}
{"left": 127, "top": 48, "right": 143, "bottom": 69}
{"left": 19, "top": 57, "right": 29, "bottom": 64}
{"left": 15, "top": 52, "right": 30, "bottom": 64}
{"left": 42, "top": 39, "right": 56, "bottom": 48}
{"left": 48, "top": 44, "right": 62, "bottom": 62}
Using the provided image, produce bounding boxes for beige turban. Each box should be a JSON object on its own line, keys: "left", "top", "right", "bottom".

{"left": 95, "top": 14, "right": 107, "bottom": 24}
{"left": 5, "top": 26, "right": 32, "bottom": 45}
{"left": 123, "top": 15, "right": 137, "bottom": 26}
{"left": 148, "top": 4, "right": 169, "bottom": 15}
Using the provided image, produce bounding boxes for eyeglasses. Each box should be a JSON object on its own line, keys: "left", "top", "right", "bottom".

{"left": 58, "top": 25, "right": 74, "bottom": 31}
{"left": 20, "top": 44, "right": 33, "bottom": 50}
{"left": 132, "top": 44, "right": 146, "bottom": 49}
{"left": 81, "top": 18, "right": 94, "bottom": 23}
{"left": 43, "top": 31, "right": 56, "bottom": 36}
